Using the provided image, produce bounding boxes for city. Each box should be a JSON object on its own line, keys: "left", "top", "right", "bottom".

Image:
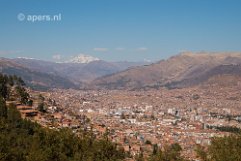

{"left": 14, "top": 79, "right": 241, "bottom": 160}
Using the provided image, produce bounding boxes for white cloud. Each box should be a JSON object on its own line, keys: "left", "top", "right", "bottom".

{"left": 52, "top": 54, "right": 62, "bottom": 60}
{"left": 137, "top": 47, "right": 148, "bottom": 51}
{"left": 115, "top": 47, "right": 125, "bottom": 51}
{"left": 0, "top": 50, "right": 22, "bottom": 55}
{"left": 144, "top": 58, "right": 152, "bottom": 62}
{"left": 93, "top": 48, "right": 109, "bottom": 52}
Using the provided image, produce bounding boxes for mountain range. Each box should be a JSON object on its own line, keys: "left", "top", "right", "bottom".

{"left": 1, "top": 52, "right": 241, "bottom": 90}
{"left": 0, "top": 56, "right": 148, "bottom": 90}
{"left": 90, "top": 52, "right": 241, "bottom": 90}
{"left": 0, "top": 58, "right": 77, "bottom": 90}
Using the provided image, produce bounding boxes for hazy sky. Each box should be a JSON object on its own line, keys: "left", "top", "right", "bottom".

{"left": 0, "top": 0, "right": 241, "bottom": 62}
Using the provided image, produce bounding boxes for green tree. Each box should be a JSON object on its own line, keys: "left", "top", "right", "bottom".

{"left": 195, "top": 134, "right": 241, "bottom": 161}
{"left": 37, "top": 103, "right": 46, "bottom": 113}
{"left": 38, "top": 94, "right": 45, "bottom": 101}
{"left": 27, "top": 99, "right": 33, "bottom": 106}
{"left": 145, "top": 140, "right": 152, "bottom": 145}
{"left": 15, "top": 86, "right": 30, "bottom": 105}
{"left": 8, "top": 75, "right": 14, "bottom": 86}
{"left": 149, "top": 143, "right": 185, "bottom": 161}
{"left": 195, "top": 145, "right": 208, "bottom": 161}
{"left": 135, "top": 152, "right": 144, "bottom": 161}
{"left": 16, "top": 76, "right": 25, "bottom": 86}
{"left": 0, "top": 74, "right": 8, "bottom": 99}
{"left": 152, "top": 144, "right": 158, "bottom": 155}
{"left": 7, "top": 103, "right": 21, "bottom": 124}
{"left": 0, "top": 96, "right": 7, "bottom": 119}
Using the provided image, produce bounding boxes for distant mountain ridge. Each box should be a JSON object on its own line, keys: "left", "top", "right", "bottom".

{"left": 2, "top": 52, "right": 241, "bottom": 90}
{"left": 0, "top": 58, "right": 77, "bottom": 90}
{"left": 90, "top": 52, "right": 241, "bottom": 89}
{"left": 0, "top": 57, "right": 148, "bottom": 90}
{"left": 166, "top": 64, "right": 241, "bottom": 89}
{"left": 12, "top": 58, "right": 148, "bottom": 83}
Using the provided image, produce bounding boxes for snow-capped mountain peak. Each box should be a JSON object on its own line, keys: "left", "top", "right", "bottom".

{"left": 17, "top": 57, "right": 37, "bottom": 60}
{"left": 66, "top": 54, "right": 100, "bottom": 64}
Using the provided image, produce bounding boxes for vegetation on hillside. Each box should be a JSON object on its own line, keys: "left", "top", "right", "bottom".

{"left": 196, "top": 134, "right": 241, "bottom": 161}
{"left": 0, "top": 74, "right": 125, "bottom": 161}
{"left": 149, "top": 143, "right": 186, "bottom": 161}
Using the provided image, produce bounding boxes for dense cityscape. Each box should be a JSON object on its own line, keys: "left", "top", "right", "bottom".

{"left": 12, "top": 80, "right": 241, "bottom": 160}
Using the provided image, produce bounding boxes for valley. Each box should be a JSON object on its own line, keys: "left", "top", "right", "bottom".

{"left": 26, "top": 77, "right": 241, "bottom": 160}
{"left": 2, "top": 52, "right": 241, "bottom": 160}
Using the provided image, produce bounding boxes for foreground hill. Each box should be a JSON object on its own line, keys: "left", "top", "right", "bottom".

{"left": 0, "top": 75, "right": 126, "bottom": 161}
{"left": 90, "top": 52, "right": 241, "bottom": 90}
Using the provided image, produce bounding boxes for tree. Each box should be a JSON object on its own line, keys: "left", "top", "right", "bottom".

{"left": 0, "top": 74, "right": 8, "bottom": 99}
{"left": 7, "top": 103, "right": 21, "bottom": 123}
{"left": 38, "top": 94, "right": 45, "bottom": 101}
{"left": 27, "top": 99, "right": 33, "bottom": 106}
{"left": 37, "top": 103, "right": 46, "bottom": 113}
{"left": 195, "top": 134, "right": 241, "bottom": 161}
{"left": 0, "top": 107, "right": 126, "bottom": 161}
{"left": 149, "top": 143, "right": 185, "bottom": 161}
{"left": 145, "top": 140, "right": 152, "bottom": 145}
{"left": 135, "top": 152, "right": 144, "bottom": 161}
{"left": 0, "top": 74, "right": 28, "bottom": 101}
{"left": 193, "top": 94, "right": 200, "bottom": 100}
{"left": 121, "top": 112, "right": 126, "bottom": 119}
{"left": 152, "top": 144, "right": 158, "bottom": 155}
{"left": 0, "top": 96, "right": 7, "bottom": 119}
{"left": 195, "top": 144, "right": 208, "bottom": 161}
{"left": 15, "top": 86, "right": 30, "bottom": 105}
{"left": 16, "top": 76, "right": 25, "bottom": 86}
{"left": 8, "top": 75, "right": 14, "bottom": 86}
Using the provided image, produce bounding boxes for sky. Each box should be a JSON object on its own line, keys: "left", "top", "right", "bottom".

{"left": 0, "top": 0, "right": 241, "bottom": 62}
